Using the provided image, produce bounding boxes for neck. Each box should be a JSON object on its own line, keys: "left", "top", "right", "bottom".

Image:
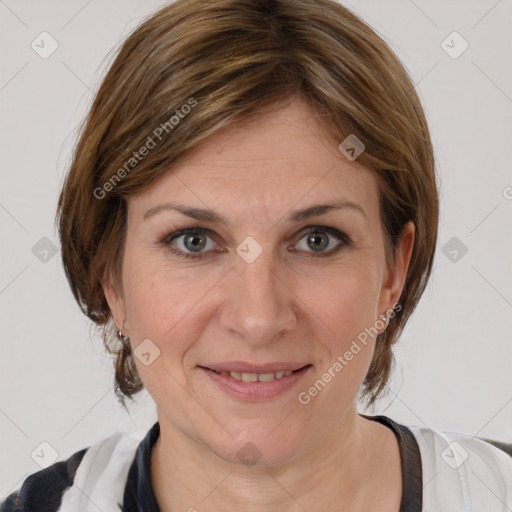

{"left": 150, "top": 404, "right": 397, "bottom": 512}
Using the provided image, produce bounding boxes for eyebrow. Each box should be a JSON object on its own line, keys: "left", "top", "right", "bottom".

{"left": 143, "top": 199, "right": 366, "bottom": 225}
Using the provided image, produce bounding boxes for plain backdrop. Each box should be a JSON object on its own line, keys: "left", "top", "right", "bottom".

{"left": 1, "top": 0, "right": 511, "bottom": 499}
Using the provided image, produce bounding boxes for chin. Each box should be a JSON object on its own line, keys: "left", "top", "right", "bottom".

{"left": 204, "top": 419, "right": 307, "bottom": 468}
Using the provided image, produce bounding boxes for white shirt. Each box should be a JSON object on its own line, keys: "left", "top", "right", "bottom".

{"left": 3, "top": 415, "right": 511, "bottom": 511}
{"left": 55, "top": 419, "right": 512, "bottom": 511}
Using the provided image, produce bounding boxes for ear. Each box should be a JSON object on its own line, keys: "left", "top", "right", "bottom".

{"left": 102, "top": 269, "right": 126, "bottom": 331}
{"left": 378, "top": 221, "right": 415, "bottom": 314}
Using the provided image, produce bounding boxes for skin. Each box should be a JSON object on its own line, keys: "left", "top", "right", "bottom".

{"left": 104, "top": 97, "right": 415, "bottom": 511}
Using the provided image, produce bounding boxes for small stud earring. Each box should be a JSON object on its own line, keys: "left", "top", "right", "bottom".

{"left": 379, "top": 314, "right": 390, "bottom": 335}
{"left": 118, "top": 320, "right": 130, "bottom": 342}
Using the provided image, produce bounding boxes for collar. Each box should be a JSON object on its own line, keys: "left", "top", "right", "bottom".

{"left": 121, "top": 421, "right": 161, "bottom": 512}
{"left": 121, "top": 415, "right": 422, "bottom": 512}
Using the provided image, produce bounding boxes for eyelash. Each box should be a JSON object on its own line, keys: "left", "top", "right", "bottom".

{"left": 159, "top": 226, "right": 351, "bottom": 260}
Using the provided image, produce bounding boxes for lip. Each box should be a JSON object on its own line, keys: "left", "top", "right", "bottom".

{"left": 199, "top": 364, "right": 312, "bottom": 401}
{"left": 201, "top": 361, "right": 310, "bottom": 373}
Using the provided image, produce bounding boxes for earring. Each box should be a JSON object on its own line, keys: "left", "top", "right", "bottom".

{"left": 379, "top": 314, "right": 390, "bottom": 334}
{"left": 118, "top": 320, "right": 130, "bottom": 342}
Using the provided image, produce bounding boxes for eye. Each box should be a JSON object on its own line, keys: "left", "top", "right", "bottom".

{"left": 162, "top": 228, "right": 219, "bottom": 259}
{"left": 160, "top": 226, "right": 350, "bottom": 260}
{"left": 293, "top": 226, "right": 350, "bottom": 257}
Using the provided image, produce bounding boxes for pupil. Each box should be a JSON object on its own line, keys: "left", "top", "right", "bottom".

{"left": 309, "top": 233, "right": 327, "bottom": 251}
{"left": 186, "top": 234, "right": 205, "bottom": 251}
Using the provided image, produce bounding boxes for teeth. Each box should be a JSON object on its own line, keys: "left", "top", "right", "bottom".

{"left": 217, "top": 370, "right": 294, "bottom": 381}
{"left": 242, "top": 372, "right": 259, "bottom": 382}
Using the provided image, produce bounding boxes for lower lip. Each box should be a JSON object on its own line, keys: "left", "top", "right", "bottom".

{"left": 200, "top": 365, "right": 312, "bottom": 401}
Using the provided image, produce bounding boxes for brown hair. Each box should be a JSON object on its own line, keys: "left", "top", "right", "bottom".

{"left": 57, "top": 0, "right": 438, "bottom": 409}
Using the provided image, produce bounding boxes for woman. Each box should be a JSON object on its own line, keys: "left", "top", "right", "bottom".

{"left": 2, "top": 0, "right": 511, "bottom": 510}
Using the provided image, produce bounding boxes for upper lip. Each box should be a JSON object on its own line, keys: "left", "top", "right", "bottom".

{"left": 201, "top": 362, "right": 311, "bottom": 373}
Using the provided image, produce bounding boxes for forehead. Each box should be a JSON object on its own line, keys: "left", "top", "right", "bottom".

{"left": 128, "top": 100, "right": 379, "bottom": 222}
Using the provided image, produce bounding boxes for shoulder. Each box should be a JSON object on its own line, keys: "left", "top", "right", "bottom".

{"left": 0, "top": 447, "right": 88, "bottom": 512}
{"left": 408, "top": 423, "right": 512, "bottom": 469}
{"left": 407, "top": 423, "right": 512, "bottom": 510}
{"left": 0, "top": 429, "right": 142, "bottom": 512}
{"left": 478, "top": 437, "right": 512, "bottom": 458}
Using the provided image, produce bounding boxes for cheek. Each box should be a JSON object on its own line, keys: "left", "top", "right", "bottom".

{"left": 299, "top": 262, "right": 382, "bottom": 384}
{"left": 305, "top": 260, "right": 382, "bottom": 331}
{"left": 120, "top": 253, "right": 220, "bottom": 365}
{"left": 291, "top": 281, "right": 381, "bottom": 423}
{"left": 123, "top": 270, "right": 196, "bottom": 336}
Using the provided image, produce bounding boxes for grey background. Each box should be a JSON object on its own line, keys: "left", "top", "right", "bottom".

{"left": 1, "top": 0, "right": 511, "bottom": 498}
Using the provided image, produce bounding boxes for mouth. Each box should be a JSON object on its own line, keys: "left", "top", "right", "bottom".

{"left": 202, "top": 365, "right": 312, "bottom": 382}
{"left": 198, "top": 364, "right": 313, "bottom": 401}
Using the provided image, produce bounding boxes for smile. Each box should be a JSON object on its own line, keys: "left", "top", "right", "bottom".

{"left": 199, "top": 364, "right": 312, "bottom": 401}
{"left": 212, "top": 369, "right": 296, "bottom": 381}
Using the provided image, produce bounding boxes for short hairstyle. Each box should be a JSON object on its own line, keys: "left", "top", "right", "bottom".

{"left": 57, "top": 0, "right": 438, "bottom": 409}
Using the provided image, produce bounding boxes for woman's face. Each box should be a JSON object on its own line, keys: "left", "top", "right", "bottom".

{"left": 104, "top": 98, "right": 413, "bottom": 466}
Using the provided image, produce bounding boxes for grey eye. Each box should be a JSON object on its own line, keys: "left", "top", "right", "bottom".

{"left": 306, "top": 232, "right": 329, "bottom": 252}
{"left": 295, "top": 228, "right": 345, "bottom": 254}
{"left": 170, "top": 231, "right": 216, "bottom": 254}
{"left": 183, "top": 233, "right": 207, "bottom": 252}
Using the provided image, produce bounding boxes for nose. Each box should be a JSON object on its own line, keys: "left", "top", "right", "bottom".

{"left": 218, "top": 244, "right": 298, "bottom": 346}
